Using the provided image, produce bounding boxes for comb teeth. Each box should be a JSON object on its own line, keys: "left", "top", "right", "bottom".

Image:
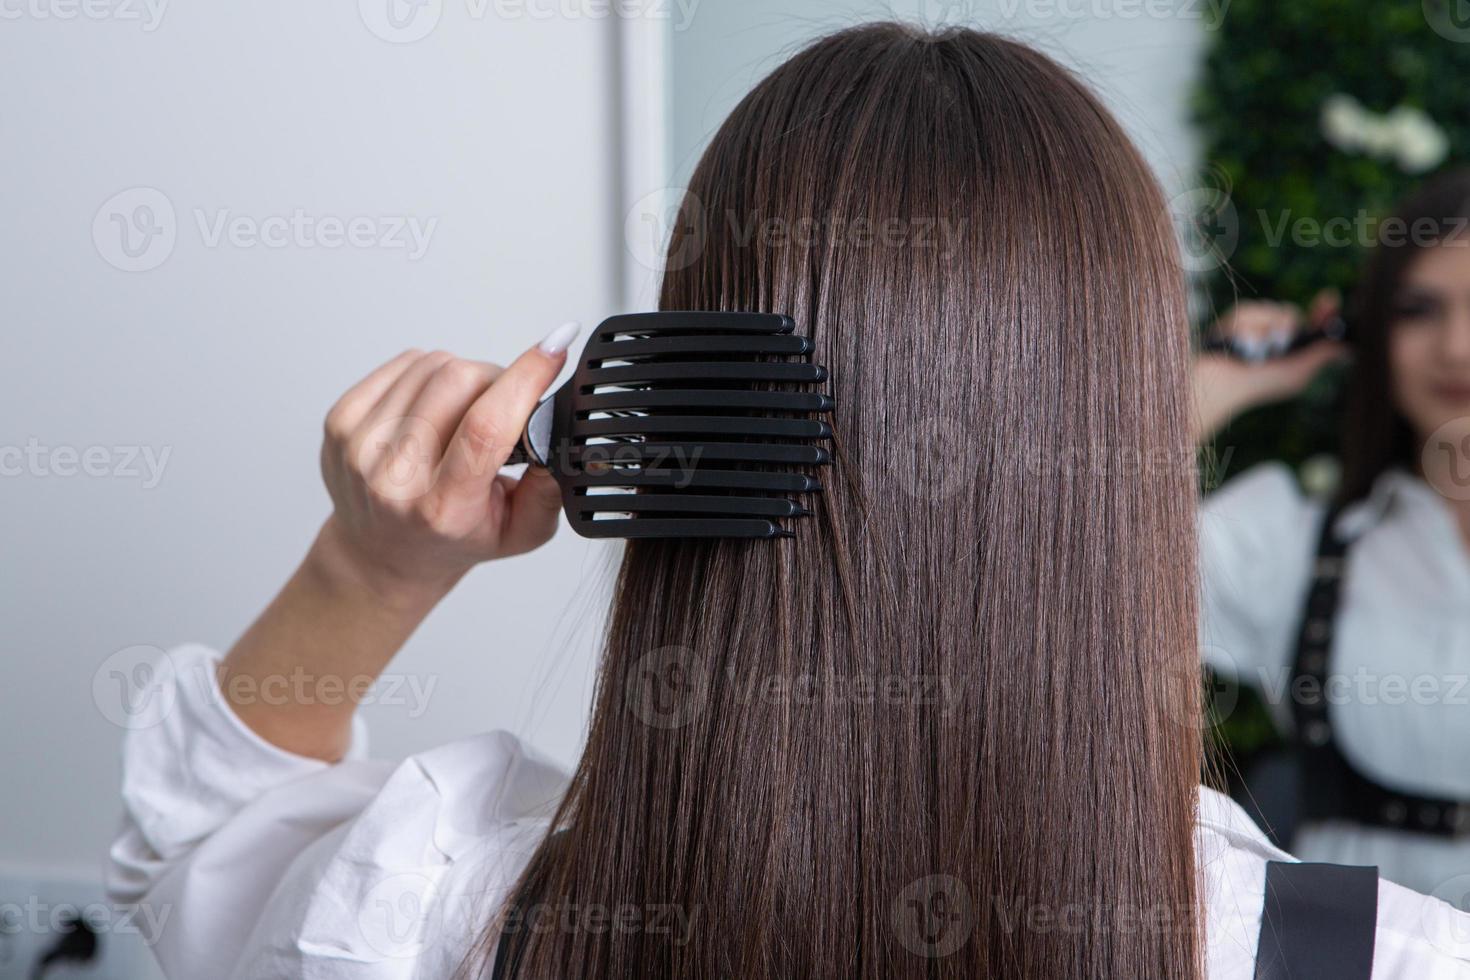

{"left": 583, "top": 333, "right": 813, "bottom": 362}
{"left": 543, "top": 311, "right": 832, "bottom": 540}
{"left": 595, "top": 311, "right": 796, "bottom": 338}
{"left": 577, "top": 494, "right": 810, "bottom": 518}
{"left": 576, "top": 416, "right": 831, "bottom": 441}
{"left": 575, "top": 518, "right": 795, "bottom": 540}
{"left": 567, "top": 443, "right": 831, "bottom": 468}
{"left": 569, "top": 468, "right": 822, "bottom": 494}
{"left": 580, "top": 389, "right": 834, "bottom": 414}
{"left": 580, "top": 361, "right": 827, "bottom": 389}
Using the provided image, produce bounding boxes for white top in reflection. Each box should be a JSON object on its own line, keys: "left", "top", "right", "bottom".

{"left": 1202, "top": 463, "right": 1470, "bottom": 904}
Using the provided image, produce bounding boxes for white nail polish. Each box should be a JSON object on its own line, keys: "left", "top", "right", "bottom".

{"left": 538, "top": 321, "right": 581, "bottom": 356}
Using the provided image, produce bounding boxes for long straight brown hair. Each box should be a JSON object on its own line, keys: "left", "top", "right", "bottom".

{"left": 473, "top": 22, "right": 1202, "bottom": 979}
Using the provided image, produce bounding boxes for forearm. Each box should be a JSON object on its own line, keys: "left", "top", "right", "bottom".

{"left": 218, "top": 518, "right": 455, "bottom": 761}
{"left": 1190, "top": 358, "right": 1252, "bottom": 445}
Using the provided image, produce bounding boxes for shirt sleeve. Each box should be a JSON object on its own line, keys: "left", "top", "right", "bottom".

{"left": 1198, "top": 463, "right": 1322, "bottom": 689}
{"left": 106, "top": 643, "right": 570, "bottom": 979}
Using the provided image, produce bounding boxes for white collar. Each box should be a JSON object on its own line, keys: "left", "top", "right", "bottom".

{"left": 1334, "top": 467, "right": 1447, "bottom": 541}
{"left": 1196, "top": 785, "right": 1291, "bottom": 862}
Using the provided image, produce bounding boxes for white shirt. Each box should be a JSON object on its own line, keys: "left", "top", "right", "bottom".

{"left": 1201, "top": 464, "right": 1470, "bottom": 900}
{"left": 109, "top": 643, "right": 1470, "bottom": 978}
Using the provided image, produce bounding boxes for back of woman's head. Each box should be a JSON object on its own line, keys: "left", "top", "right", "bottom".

{"left": 480, "top": 22, "right": 1202, "bottom": 979}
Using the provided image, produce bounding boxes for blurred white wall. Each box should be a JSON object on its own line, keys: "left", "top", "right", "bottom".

{"left": 669, "top": 0, "right": 1210, "bottom": 195}
{"left": 0, "top": 3, "right": 630, "bottom": 885}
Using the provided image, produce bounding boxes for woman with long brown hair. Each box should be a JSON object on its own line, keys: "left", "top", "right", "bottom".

{"left": 1195, "top": 172, "right": 1470, "bottom": 902}
{"left": 109, "top": 23, "right": 1470, "bottom": 979}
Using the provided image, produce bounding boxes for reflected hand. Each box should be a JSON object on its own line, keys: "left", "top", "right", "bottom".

{"left": 1192, "top": 291, "right": 1349, "bottom": 443}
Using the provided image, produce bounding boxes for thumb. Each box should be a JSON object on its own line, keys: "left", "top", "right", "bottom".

{"left": 436, "top": 322, "right": 580, "bottom": 495}
{"left": 497, "top": 466, "right": 565, "bottom": 557}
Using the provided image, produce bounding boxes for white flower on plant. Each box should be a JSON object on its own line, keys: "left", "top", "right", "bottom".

{"left": 1318, "top": 93, "right": 1450, "bottom": 175}
{"left": 1361, "top": 116, "right": 1403, "bottom": 158}
{"left": 1387, "top": 106, "right": 1451, "bottom": 174}
{"left": 1321, "top": 94, "right": 1369, "bottom": 151}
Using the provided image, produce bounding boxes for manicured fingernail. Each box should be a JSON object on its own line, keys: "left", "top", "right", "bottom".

{"left": 538, "top": 321, "right": 581, "bottom": 356}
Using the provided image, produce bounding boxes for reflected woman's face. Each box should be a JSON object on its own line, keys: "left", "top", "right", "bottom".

{"left": 1390, "top": 238, "right": 1470, "bottom": 444}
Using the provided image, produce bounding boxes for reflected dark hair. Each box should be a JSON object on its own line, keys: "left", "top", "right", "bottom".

{"left": 471, "top": 22, "right": 1203, "bottom": 979}
{"left": 1339, "top": 169, "right": 1470, "bottom": 505}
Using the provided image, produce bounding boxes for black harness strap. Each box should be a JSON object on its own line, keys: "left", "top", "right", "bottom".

{"left": 1289, "top": 508, "right": 1470, "bottom": 837}
{"left": 1253, "top": 861, "right": 1378, "bottom": 979}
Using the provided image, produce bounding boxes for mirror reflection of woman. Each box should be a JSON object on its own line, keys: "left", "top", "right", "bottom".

{"left": 1195, "top": 171, "right": 1470, "bottom": 902}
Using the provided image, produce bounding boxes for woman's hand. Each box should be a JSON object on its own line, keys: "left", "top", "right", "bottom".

{"left": 219, "top": 323, "right": 579, "bottom": 761}
{"left": 1191, "top": 291, "right": 1349, "bottom": 443}
{"left": 317, "top": 328, "right": 577, "bottom": 604}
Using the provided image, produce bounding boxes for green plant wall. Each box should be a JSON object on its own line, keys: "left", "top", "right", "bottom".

{"left": 1191, "top": 0, "right": 1470, "bottom": 761}
{"left": 1192, "top": 0, "right": 1470, "bottom": 482}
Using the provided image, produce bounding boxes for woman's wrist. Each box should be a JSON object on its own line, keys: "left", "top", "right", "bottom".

{"left": 217, "top": 519, "right": 460, "bottom": 761}
{"left": 1190, "top": 357, "right": 1251, "bottom": 444}
{"left": 305, "top": 516, "right": 462, "bottom": 620}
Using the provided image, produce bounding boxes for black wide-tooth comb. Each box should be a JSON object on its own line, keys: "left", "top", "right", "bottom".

{"left": 503, "top": 312, "right": 833, "bottom": 539}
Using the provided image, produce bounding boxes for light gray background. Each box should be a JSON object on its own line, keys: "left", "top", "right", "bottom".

{"left": 0, "top": 0, "right": 1203, "bottom": 974}
{"left": 669, "top": 0, "right": 1209, "bottom": 191}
